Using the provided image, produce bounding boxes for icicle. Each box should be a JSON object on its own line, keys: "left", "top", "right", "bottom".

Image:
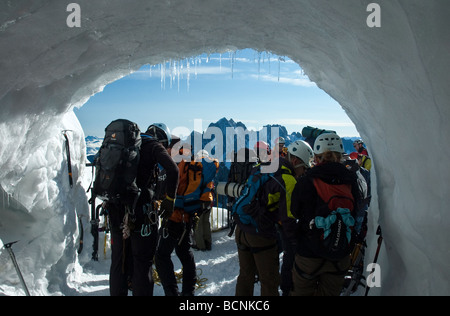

{"left": 164, "top": 61, "right": 168, "bottom": 90}
{"left": 160, "top": 61, "right": 165, "bottom": 90}
{"left": 194, "top": 56, "right": 198, "bottom": 79}
{"left": 186, "top": 58, "right": 190, "bottom": 92}
{"left": 278, "top": 57, "right": 285, "bottom": 82}
{"left": 230, "top": 51, "right": 235, "bottom": 79}
{"left": 173, "top": 60, "right": 177, "bottom": 89}
{"left": 170, "top": 60, "right": 174, "bottom": 90}
{"left": 128, "top": 55, "right": 132, "bottom": 75}
{"left": 170, "top": 60, "right": 175, "bottom": 90}
{"left": 167, "top": 61, "right": 171, "bottom": 89}
{"left": 177, "top": 60, "right": 182, "bottom": 93}
{"left": 278, "top": 58, "right": 280, "bottom": 82}
{"left": 258, "top": 51, "right": 261, "bottom": 79}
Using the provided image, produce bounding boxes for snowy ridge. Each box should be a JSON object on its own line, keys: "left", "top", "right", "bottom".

{"left": 86, "top": 117, "right": 359, "bottom": 161}
{"left": 85, "top": 136, "right": 102, "bottom": 156}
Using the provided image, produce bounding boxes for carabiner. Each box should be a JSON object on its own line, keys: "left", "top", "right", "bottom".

{"left": 141, "top": 223, "right": 152, "bottom": 237}
{"left": 148, "top": 210, "right": 158, "bottom": 225}
{"left": 162, "top": 226, "right": 169, "bottom": 239}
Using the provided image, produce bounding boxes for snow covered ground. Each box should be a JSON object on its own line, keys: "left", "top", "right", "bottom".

{"left": 69, "top": 229, "right": 241, "bottom": 296}
{"left": 74, "top": 168, "right": 242, "bottom": 297}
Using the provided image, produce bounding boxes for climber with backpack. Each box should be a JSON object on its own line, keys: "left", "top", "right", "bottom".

{"left": 278, "top": 140, "right": 314, "bottom": 296}
{"left": 155, "top": 148, "right": 219, "bottom": 296}
{"left": 290, "top": 132, "right": 361, "bottom": 296}
{"left": 192, "top": 151, "right": 219, "bottom": 251}
{"left": 93, "top": 120, "right": 179, "bottom": 296}
{"left": 226, "top": 147, "right": 258, "bottom": 227}
{"left": 233, "top": 152, "right": 300, "bottom": 296}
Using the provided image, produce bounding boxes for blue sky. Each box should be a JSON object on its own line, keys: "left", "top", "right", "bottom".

{"left": 75, "top": 49, "right": 359, "bottom": 138}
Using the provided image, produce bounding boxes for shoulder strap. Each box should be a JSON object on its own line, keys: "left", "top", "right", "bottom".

{"left": 141, "top": 134, "right": 155, "bottom": 140}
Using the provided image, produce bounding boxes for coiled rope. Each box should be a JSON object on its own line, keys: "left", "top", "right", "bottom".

{"left": 152, "top": 268, "right": 208, "bottom": 290}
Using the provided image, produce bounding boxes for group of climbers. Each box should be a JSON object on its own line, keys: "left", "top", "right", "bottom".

{"left": 231, "top": 133, "right": 372, "bottom": 296}
{"left": 253, "top": 136, "right": 288, "bottom": 162}
{"left": 91, "top": 121, "right": 218, "bottom": 296}
{"left": 91, "top": 117, "right": 372, "bottom": 296}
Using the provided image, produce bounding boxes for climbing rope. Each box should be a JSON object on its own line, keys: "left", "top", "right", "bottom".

{"left": 152, "top": 267, "right": 208, "bottom": 290}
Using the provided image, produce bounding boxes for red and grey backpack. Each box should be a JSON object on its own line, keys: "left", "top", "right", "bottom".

{"left": 310, "top": 178, "right": 356, "bottom": 261}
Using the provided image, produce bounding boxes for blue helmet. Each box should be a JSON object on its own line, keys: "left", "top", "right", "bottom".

{"left": 146, "top": 123, "right": 172, "bottom": 148}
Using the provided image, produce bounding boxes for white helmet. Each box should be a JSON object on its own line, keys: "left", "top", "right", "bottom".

{"left": 276, "top": 137, "right": 286, "bottom": 145}
{"left": 146, "top": 123, "right": 172, "bottom": 148}
{"left": 287, "top": 140, "right": 314, "bottom": 168}
{"left": 313, "top": 132, "right": 344, "bottom": 154}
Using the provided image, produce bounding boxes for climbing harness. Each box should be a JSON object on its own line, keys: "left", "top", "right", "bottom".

{"left": 141, "top": 202, "right": 159, "bottom": 237}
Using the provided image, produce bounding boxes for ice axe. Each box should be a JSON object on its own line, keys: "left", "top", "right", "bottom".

{"left": 62, "top": 130, "right": 74, "bottom": 188}
{"left": 365, "top": 226, "right": 383, "bottom": 296}
{"left": 2, "top": 241, "right": 31, "bottom": 296}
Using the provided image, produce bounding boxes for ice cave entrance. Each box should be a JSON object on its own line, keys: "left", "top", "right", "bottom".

{"left": 2, "top": 1, "right": 448, "bottom": 296}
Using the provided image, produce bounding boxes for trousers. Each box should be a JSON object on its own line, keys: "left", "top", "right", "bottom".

{"left": 235, "top": 225, "right": 279, "bottom": 296}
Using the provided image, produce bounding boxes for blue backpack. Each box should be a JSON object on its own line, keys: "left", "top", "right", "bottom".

{"left": 231, "top": 162, "right": 275, "bottom": 229}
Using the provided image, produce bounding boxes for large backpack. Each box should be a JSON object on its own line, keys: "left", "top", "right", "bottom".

{"left": 231, "top": 162, "right": 279, "bottom": 230}
{"left": 301, "top": 126, "right": 336, "bottom": 149}
{"left": 310, "top": 178, "right": 356, "bottom": 261}
{"left": 175, "top": 156, "right": 219, "bottom": 213}
{"left": 92, "top": 119, "right": 142, "bottom": 205}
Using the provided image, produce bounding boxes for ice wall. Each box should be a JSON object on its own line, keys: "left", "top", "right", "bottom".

{"left": 0, "top": 111, "right": 89, "bottom": 295}
{"left": 1, "top": 0, "right": 449, "bottom": 295}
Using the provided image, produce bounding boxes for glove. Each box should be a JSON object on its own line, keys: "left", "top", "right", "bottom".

{"left": 159, "top": 196, "right": 175, "bottom": 220}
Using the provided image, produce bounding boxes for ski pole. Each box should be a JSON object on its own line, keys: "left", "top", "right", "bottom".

{"left": 3, "top": 241, "right": 31, "bottom": 296}
{"left": 365, "top": 225, "right": 383, "bottom": 296}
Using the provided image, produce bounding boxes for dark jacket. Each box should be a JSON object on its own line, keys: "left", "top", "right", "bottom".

{"left": 291, "top": 162, "right": 359, "bottom": 258}
{"left": 137, "top": 135, "right": 179, "bottom": 202}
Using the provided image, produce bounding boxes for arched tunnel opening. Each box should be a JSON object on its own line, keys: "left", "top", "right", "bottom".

{"left": 0, "top": 0, "right": 449, "bottom": 296}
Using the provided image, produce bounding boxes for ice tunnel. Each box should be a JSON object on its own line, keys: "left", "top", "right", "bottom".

{"left": 0, "top": 0, "right": 449, "bottom": 295}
